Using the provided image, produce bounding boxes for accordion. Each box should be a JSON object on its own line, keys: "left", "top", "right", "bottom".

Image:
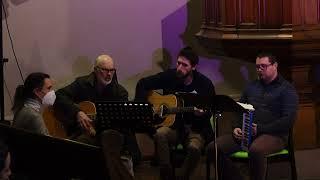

{"left": 241, "top": 111, "right": 254, "bottom": 151}
{"left": 236, "top": 102, "right": 255, "bottom": 151}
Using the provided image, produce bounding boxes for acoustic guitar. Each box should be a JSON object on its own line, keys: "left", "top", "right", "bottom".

{"left": 147, "top": 91, "right": 206, "bottom": 128}
{"left": 42, "top": 101, "right": 96, "bottom": 138}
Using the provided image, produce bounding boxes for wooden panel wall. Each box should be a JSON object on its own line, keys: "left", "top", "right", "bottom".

{"left": 293, "top": 0, "right": 320, "bottom": 29}
{"left": 282, "top": 0, "right": 292, "bottom": 27}
{"left": 260, "top": 0, "right": 283, "bottom": 28}
{"left": 295, "top": 103, "right": 317, "bottom": 149}
{"left": 222, "top": 0, "right": 236, "bottom": 27}
{"left": 238, "top": 0, "right": 258, "bottom": 27}
{"left": 304, "top": 0, "right": 318, "bottom": 24}
{"left": 292, "top": 0, "right": 302, "bottom": 26}
{"left": 204, "top": 0, "right": 213, "bottom": 24}
{"left": 204, "top": 0, "right": 289, "bottom": 29}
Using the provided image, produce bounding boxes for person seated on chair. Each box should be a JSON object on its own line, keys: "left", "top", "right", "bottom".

{"left": 207, "top": 53, "right": 298, "bottom": 180}
{"left": 12, "top": 72, "right": 55, "bottom": 135}
{"left": 0, "top": 140, "right": 11, "bottom": 180}
{"left": 54, "top": 54, "right": 140, "bottom": 180}
{"left": 135, "top": 46, "right": 216, "bottom": 180}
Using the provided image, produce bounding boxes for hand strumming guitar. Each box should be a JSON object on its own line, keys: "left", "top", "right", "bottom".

{"left": 77, "top": 111, "right": 96, "bottom": 136}
{"left": 193, "top": 107, "right": 206, "bottom": 116}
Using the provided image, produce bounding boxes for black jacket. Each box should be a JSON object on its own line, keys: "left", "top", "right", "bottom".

{"left": 54, "top": 72, "right": 128, "bottom": 135}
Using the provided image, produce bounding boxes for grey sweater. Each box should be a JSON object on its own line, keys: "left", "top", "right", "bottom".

{"left": 13, "top": 99, "right": 49, "bottom": 135}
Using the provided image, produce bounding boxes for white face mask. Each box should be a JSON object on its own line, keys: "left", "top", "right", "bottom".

{"left": 42, "top": 90, "right": 56, "bottom": 106}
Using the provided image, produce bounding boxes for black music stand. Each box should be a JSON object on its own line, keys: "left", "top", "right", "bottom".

{"left": 95, "top": 101, "right": 154, "bottom": 133}
{"left": 210, "top": 95, "right": 247, "bottom": 180}
{"left": 175, "top": 91, "right": 213, "bottom": 108}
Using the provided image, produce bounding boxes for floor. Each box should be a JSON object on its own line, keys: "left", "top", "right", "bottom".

{"left": 135, "top": 134, "right": 320, "bottom": 180}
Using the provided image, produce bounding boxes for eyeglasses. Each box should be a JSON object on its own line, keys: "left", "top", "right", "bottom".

{"left": 96, "top": 67, "right": 116, "bottom": 73}
{"left": 255, "top": 63, "right": 273, "bottom": 70}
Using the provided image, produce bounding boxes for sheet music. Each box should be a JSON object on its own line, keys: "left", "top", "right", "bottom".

{"left": 237, "top": 102, "right": 255, "bottom": 111}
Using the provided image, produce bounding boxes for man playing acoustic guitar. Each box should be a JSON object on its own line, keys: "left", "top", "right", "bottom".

{"left": 135, "top": 47, "right": 216, "bottom": 180}
{"left": 54, "top": 54, "right": 140, "bottom": 180}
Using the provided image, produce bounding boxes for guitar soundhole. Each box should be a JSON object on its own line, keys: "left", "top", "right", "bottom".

{"left": 161, "top": 105, "right": 169, "bottom": 116}
{"left": 153, "top": 114, "right": 165, "bottom": 124}
{"left": 159, "top": 104, "right": 169, "bottom": 118}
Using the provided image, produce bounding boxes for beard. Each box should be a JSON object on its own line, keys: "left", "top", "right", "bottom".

{"left": 98, "top": 76, "right": 112, "bottom": 86}
{"left": 176, "top": 70, "right": 190, "bottom": 80}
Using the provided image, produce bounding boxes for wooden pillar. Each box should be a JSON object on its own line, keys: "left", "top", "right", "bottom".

{"left": 290, "top": 65, "right": 318, "bottom": 149}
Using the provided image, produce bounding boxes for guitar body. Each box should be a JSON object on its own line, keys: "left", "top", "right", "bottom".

{"left": 147, "top": 91, "right": 179, "bottom": 128}
{"left": 43, "top": 106, "right": 67, "bottom": 138}
{"left": 43, "top": 101, "right": 96, "bottom": 138}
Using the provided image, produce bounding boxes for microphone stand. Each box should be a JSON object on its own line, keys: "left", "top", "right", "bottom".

{"left": 208, "top": 95, "right": 246, "bottom": 180}
{"left": 0, "top": 0, "right": 4, "bottom": 122}
{"left": 0, "top": 58, "right": 8, "bottom": 122}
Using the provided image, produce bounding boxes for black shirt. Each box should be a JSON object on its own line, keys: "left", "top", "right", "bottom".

{"left": 135, "top": 69, "right": 216, "bottom": 142}
{"left": 239, "top": 75, "right": 298, "bottom": 137}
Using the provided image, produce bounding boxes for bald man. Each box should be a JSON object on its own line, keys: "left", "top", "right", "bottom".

{"left": 55, "top": 54, "right": 140, "bottom": 180}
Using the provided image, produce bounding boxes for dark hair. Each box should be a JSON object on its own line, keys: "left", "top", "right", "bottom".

{"left": 11, "top": 72, "right": 50, "bottom": 113}
{"left": 178, "top": 46, "right": 199, "bottom": 66}
{"left": 257, "top": 52, "right": 278, "bottom": 64}
{"left": 0, "top": 140, "right": 9, "bottom": 172}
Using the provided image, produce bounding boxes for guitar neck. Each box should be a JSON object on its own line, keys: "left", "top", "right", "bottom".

{"left": 167, "top": 107, "right": 195, "bottom": 114}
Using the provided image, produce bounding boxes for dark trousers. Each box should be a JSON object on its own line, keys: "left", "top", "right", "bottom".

{"left": 207, "top": 134, "right": 285, "bottom": 180}
{"left": 154, "top": 126, "right": 204, "bottom": 180}
{"left": 75, "top": 130, "right": 135, "bottom": 180}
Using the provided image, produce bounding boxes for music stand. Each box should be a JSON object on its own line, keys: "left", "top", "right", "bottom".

{"left": 210, "top": 95, "right": 247, "bottom": 180}
{"left": 95, "top": 101, "right": 154, "bottom": 133}
{"left": 175, "top": 91, "right": 214, "bottom": 108}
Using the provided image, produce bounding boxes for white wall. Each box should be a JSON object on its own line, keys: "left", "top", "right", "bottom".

{"left": 2, "top": 0, "right": 255, "bottom": 117}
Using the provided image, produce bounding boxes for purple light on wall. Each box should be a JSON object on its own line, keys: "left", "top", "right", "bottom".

{"left": 161, "top": 4, "right": 223, "bottom": 84}
{"left": 161, "top": 4, "right": 187, "bottom": 67}
{"left": 197, "top": 57, "right": 224, "bottom": 84}
{"left": 240, "top": 65, "right": 250, "bottom": 82}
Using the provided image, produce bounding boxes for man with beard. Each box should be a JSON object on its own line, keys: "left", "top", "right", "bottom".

{"left": 55, "top": 54, "right": 140, "bottom": 180}
{"left": 207, "top": 53, "right": 298, "bottom": 180}
{"left": 135, "top": 47, "right": 215, "bottom": 180}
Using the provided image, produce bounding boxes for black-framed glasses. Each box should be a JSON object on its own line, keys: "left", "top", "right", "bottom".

{"left": 96, "top": 67, "right": 116, "bottom": 73}
{"left": 255, "top": 63, "right": 273, "bottom": 70}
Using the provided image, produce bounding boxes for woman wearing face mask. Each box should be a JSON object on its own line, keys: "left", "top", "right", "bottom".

{"left": 12, "top": 72, "right": 55, "bottom": 135}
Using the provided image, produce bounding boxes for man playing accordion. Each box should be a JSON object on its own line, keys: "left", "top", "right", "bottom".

{"left": 207, "top": 53, "right": 298, "bottom": 180}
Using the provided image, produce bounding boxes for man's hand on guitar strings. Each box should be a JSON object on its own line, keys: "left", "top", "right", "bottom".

{"left": 193, "top": 107, "right": 206, "bottom": 116}
{"left": 77, "top": 111, "right": 96, "bottom": 136}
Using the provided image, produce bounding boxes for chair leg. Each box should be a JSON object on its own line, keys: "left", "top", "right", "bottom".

{"left": 170, "top": 149, "right": 176, "bottom": 177}
{"left": 288, "top": 146, "right": 298, "bottom": 180}
{"left": 290, "top": 156, "right": 297, "bottom": 180}
{"left": 206, "top": 157, "right": 211, "bottom": 180}
{"left": 265, "top": 159, "right": 269, "bottom": 180}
